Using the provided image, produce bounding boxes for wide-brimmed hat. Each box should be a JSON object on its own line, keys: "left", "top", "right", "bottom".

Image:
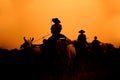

{"left": 79, "top": 30, "right": 85, "bottom": 33}
{"left": 52, "top": 18, "right": 61, "bottom": 23}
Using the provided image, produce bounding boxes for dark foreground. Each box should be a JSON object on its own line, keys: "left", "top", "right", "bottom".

{"left": 0, "top": 47, "right": 120, "bottom": 80}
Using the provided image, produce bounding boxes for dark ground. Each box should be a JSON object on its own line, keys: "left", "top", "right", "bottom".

{"left": 0, "top": 46, "right": 120, "bottom": 80}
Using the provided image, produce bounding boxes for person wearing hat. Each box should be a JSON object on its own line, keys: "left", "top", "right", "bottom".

{"left": 51, "top": 18, "right": 62, "bottom": 35}
{"left": 76, "top": 29, "right": 88, "bottom": 57}
{"left": 77, "top": 29, "right": 87, "bottom": 44}
{"left": 47, "top": 18, "right": 66, "bottom": 47}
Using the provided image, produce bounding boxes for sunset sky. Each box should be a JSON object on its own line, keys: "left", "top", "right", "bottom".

{"left": 0, "top": 0, "right": 120, "bottom": 50}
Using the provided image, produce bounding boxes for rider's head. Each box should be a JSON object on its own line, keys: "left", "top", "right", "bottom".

{"left": 52, "top": 18, "right": 61, "bottom": 24}
{"left": 79, "top": 30, "right": 85, "bottom": 34}
{"left": 94, "top": 36, "right": 97, "bottom": 40}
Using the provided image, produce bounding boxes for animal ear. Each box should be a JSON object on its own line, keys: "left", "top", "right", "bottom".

{"left": 30, "top": 37, "right": 34, "bottom": 41}
{"left": 23, "top": 37, "right": 27, "bottom": 41}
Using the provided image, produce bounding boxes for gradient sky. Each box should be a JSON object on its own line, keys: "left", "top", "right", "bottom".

{"left": 0, "top": 0, "right": 120, "bottom": 49}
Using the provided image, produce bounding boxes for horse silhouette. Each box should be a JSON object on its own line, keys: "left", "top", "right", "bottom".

{"left": 55, "top": 38, "right": 76, "bottom": 67}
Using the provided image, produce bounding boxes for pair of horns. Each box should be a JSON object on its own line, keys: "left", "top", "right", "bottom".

{"left": 23, "top": 37, "right": 34, "bottom": 41}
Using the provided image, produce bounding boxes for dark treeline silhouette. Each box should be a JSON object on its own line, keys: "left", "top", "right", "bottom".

{"left": 0, "top": 18, "right": 120, "bottom": 80}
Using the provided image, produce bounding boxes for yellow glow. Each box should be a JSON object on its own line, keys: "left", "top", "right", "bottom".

{"left": 0, "top": 0, "right": 120, "bottom": 49}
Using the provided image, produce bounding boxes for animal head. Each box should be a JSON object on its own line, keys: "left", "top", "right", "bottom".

{"left": 20, "top": 37, "right": 34, "bottom": 49}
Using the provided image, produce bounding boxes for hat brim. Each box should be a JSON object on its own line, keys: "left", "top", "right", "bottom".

{"left": 79, "top": 29, "right": 85, "bottom": 33}
{"left": 52, "top": 18, "right": 61, "bottom": 23}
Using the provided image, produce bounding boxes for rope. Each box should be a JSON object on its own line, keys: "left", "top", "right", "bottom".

{"left": 33, "top": 33, "right": 51, "bottom": 42}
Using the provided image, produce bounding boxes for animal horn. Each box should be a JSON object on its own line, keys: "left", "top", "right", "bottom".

{"left": 30, "top": 37, "right": 34, "bottom": 41}
{"left": 32, "top": 37, "right": 34, "bottom": 41}
{"left": 23, "top": 37, "right": 27, "bottom": 41}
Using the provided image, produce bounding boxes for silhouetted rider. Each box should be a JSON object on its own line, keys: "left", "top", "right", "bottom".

{"left": 51, "top": 18, "right": 62, "bottom": 35}
{"left": 77, "top": 30, "right": 89, "bottom": 56}
{"left": 92, "top": 36, "right": 103, "bottom": 62}
{"left": 77, "top": 30, "right": 87, "bottom": 46}
{"left": 44, "top": 18, "right": 67, "bottom": 64}
{"left": 43, "top": 18, "right": 67, "bottom": 54}
{"left": 92, "top": 36, "right": 101, "bottom": 47}
{"left": 48, "top": 18, "right": 66, "bottom": 43}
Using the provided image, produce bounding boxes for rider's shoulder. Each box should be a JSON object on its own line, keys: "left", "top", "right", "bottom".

{"left": 60, "top": 34, "right": 66, "bottom": 37}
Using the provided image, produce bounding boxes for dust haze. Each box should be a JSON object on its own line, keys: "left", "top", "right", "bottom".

{"left": 0, "top": 0, "right": 120, "bottom": 49}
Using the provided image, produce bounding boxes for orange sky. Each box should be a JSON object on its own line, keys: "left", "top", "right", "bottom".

{"left": 0, "top": 0, "right": 120, "bottom": 50}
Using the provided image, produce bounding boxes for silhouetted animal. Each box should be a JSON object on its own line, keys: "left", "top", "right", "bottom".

{"left": 20, "top": 37, "right": 42, "bottom": 55}
{"left": 55, "top": 38, "right": 76, "bottom": 66}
